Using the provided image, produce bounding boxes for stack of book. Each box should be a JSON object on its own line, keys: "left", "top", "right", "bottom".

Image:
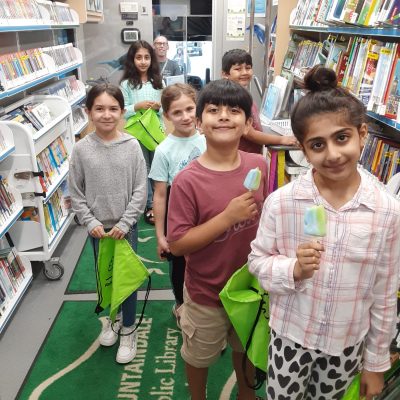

{"left": 41, "top": 43, "right": 78, "bottom": 72}
{"left": 0, "top": 178, "right": 17, "bottom": 226}
{"left": 291, "top": 0, "right": 400, "bottom": 28}
{"left": 0, "top": 247, "right": 26, "bottom": 315}
{"left": 0, "top": 49, "right": 48, "bottom": 92}
{"left": 0, "top": 101, "right": 53, "bottom": 133}
{"left": 0, "top": 0, "right": 76, "bottom": 26}
{"left": 282, "top": 34, "right": 400, "bottom": 121}
{"left": 0, "top": 0, "right": 44, "bottom": 25}
{"left": 36, "top": 136, "right": 69, "bottom": 190}
{"left": 43, "top": 186, "right": 68, "bottom": 238}
{"left": 36, "top": 0, "right": 75, "bottom": 25}
{"left": 360, "top": 133, "right": 400, "bottom": 183}
{"left": 33, "top": 76, "right": 83, "bottom": 104}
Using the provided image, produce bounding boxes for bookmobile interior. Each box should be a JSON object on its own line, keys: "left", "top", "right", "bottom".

{"left": 0, "top": 1, "right": 399, "bottom": 399}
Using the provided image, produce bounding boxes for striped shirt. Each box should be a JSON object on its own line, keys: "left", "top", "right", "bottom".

{"left": 120, "top": 80, "right": 163, "bottom": 121}
{"left": 248, "top": 167, "right": 400, "bottom": 372}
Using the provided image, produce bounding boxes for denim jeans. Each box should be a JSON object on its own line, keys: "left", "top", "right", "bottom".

{"left": 91, "top": 224, "right": 138, "bottom": 327}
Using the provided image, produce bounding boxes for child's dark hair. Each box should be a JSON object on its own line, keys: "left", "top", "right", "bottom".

{"left": 196, "top": 79, "right": 252, "bottom": 121}
{"left": 222, "top": 49, "right": 253, "bottom": 73}
{"left": 120, "top": 40, "right": 163, "bottom": 90}
{"left": 291, "top": 65, "right": 366, "bottom": 143}
{"left": 161, "top": 83, "right": 196, "bottom": 113}
{"left": 86, "top": 83, "right": 124, "bottom": 111}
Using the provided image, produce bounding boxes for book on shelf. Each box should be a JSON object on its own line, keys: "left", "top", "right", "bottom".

{"left": 0, "top": 177, "right": 17, "bottom": 226}
{"left": 36, "top": 136, "right": 69, "bottom": 190}
{"left": 0, "top": 107, "right": 37, "bottom": 133}
{"left": 33, "top": 75, "right": 82, "bottom": 103}
{"left": 22, "top": 101, "right": 53, "bottom": 130}
{"left": 291, "top": 0, "right": 400, "bottom": 27}
{"left": 0, "top": 247, "right": 26, "bottom": 299}
{"left": 72, "top": 107, "right": 86, "bottom": 130}
{"left": 0, "top": 48, "right": 47, "bottom": 92}
{"left": 360, "top": 133, "right": 400, "bottom": 183}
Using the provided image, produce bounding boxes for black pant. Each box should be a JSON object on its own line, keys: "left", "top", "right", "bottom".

{"left": 166, "top": 186, "right": 186, "bottom": 305}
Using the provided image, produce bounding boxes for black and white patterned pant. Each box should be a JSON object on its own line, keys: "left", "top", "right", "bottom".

{"left": 267, "top": 330, "right": 364, "bottom": 400}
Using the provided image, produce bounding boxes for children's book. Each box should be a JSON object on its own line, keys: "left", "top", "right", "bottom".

{"left": 385, "top": 57, "right": 400, "bottom": 119}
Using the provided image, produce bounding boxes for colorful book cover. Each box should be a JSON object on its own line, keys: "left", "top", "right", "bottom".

{"left": 385, "top": 58, "right": 400, "bottom": 118}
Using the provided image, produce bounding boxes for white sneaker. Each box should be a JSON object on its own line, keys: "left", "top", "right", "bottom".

{"left": 116, "top": 326, "right": 137, "bottom": 364}
{"left": 98, "top": 316, "right": 121, "bottom": 347}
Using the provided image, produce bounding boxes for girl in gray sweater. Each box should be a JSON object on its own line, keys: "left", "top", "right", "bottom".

{"left": 68, "top": 83, "right": 147, "bottom": 364}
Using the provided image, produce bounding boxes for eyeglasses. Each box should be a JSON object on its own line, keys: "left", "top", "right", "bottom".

{"left": 154, "top": 42, "right": 168, "bottom": 47}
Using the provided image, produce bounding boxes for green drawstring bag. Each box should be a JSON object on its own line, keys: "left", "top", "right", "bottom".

{"left": 219, "top": 264, "right": 269, "bottom": 388}
{"left": 95, "top": 237, "right": 150, "bottom": 322}
{"left": 124, "top": 108, "right": 166, "bottom": 151}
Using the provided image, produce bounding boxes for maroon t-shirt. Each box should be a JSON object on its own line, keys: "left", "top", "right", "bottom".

{"left": 239, "top": 102, "right": 263, "bottom": 154}
{"left": 167, "top": 151, "right": 269, "bottom": 307}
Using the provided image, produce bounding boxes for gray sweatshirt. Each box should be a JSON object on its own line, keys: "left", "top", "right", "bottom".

{"left": 68, "top": 132, "right": 147, "bottom": 233}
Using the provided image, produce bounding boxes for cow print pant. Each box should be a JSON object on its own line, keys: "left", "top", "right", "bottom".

{"left": 267, "top": 330, "right": 364, "bottom": 400}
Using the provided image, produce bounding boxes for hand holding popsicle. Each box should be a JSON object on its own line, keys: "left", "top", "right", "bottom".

{"left": 294, "top": 205, "right": 326, "bottom": 281}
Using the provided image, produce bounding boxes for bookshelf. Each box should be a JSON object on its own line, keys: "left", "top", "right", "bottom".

{"left": 271, "top": 1, "right": 400, "bottom": 396}
{"left": 0, "top": 124, "right": 32, "bottom": 335}
{"left": 0, "top": 0, "right": 83, "bottom": 330}
{"left": 32, "top": 76, "right": 88, "bottom": 137}
{"left": 2, "top": 96, "right": 74, "bottom": 276}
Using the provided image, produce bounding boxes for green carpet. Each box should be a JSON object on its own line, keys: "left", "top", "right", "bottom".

{"left": 17, "top": 300, "right": 265, "bottom": 399}
{"left": 66, "top": 218, "right": 170, "bottom": 293}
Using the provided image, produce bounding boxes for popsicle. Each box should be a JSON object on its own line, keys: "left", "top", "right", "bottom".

{"left": 304, "top": 205, "right": 327, "bottom": 237}
{"left": 244, "top": 167, "right": 261, "bottom": 191}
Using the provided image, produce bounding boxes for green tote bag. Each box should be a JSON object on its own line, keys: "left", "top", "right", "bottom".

{"left": 96, "top": 237, "right": 150, "bottom": 322}
{"left": 219, "top": 264, "right": 270, "bottom": 374}
{"left": 124, "top": 108, "right": 166, "bottom": 151}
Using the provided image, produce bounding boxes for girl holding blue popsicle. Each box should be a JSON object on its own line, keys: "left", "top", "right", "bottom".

{"left": 248, "top": 66, "right": 400, "bottom": 400}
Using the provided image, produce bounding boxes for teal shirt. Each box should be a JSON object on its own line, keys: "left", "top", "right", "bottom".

{"left": 120, "top": 80, "right": 163, "bottom": 121}
{"left": 149, "top": 132, "right": 206, "bottom": 185}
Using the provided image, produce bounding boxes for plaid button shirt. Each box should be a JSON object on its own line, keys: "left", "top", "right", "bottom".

{"left": 248, "top": 167, "right": 400, "bottom": 372}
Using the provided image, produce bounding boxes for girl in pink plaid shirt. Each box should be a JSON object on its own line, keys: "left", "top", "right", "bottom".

{"left": 249, "top": 66, "right": 400, "bottom": 400}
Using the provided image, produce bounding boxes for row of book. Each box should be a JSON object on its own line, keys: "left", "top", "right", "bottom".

{"left": 36, "top": 136, "right": 69, "bottom": 190}
{"left": 0, "top": 0, "right": 76, "bottom": 26}
{"left": 0, "top": 44, "right": 79, "bottom": 92}
{"left": 72, "top": 107, "right": 87, "bottom": 133}
{"left": 42, "top": 44, "right": 78, "bottom": 72}
{"left": 282, "top": 34, "right": 400, "bottom": 121}
{"left": 0, "top": 48, "right": 47, "bottom": 92}
{"left": 291, "top": 0, "right": 400, "bottom": 28}
{"left": 360, "top": 133, "right": 400, "bottom": 184}
{"left": 0, "top": 247, "right": 26, "bottom": 316}
{"left": 20, "top": 183, "right": 69, "bottom": 239}
{"left": 0, "top": 101, "right": 53, "bottom": 133}
{"left": 43, "top": 184, "right": 69, "bottom": 238}
{"left": 0, "top": 178, "right": 18, "bottom": 228}
{"left": 33, "top": 75, "right": 83, "bottom": 105}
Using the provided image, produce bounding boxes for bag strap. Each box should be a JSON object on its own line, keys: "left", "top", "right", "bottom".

{"left": 242, "top": 288, "right": 268, "bottom": 390}
{"left": 118, "top": 275, "right": 152, "bottom": 336}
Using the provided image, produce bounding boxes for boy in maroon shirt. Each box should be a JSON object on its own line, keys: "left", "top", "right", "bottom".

{"left": 167, "top": 79, "right": 268, "bottom": 400}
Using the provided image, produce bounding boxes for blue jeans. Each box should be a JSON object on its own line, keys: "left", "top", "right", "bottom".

{"left": 91, "top": 224, "right": 138, "bottom": 327}
{"left": 139, "top": 142, "right": 154, "bottom": 209}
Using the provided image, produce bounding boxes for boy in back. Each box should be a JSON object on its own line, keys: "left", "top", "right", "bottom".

{"left": 222, "top": 49, "right": 297, "bottom": 154}
{"left": 167, "top": 79, "right": 268, "bottom": 400}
